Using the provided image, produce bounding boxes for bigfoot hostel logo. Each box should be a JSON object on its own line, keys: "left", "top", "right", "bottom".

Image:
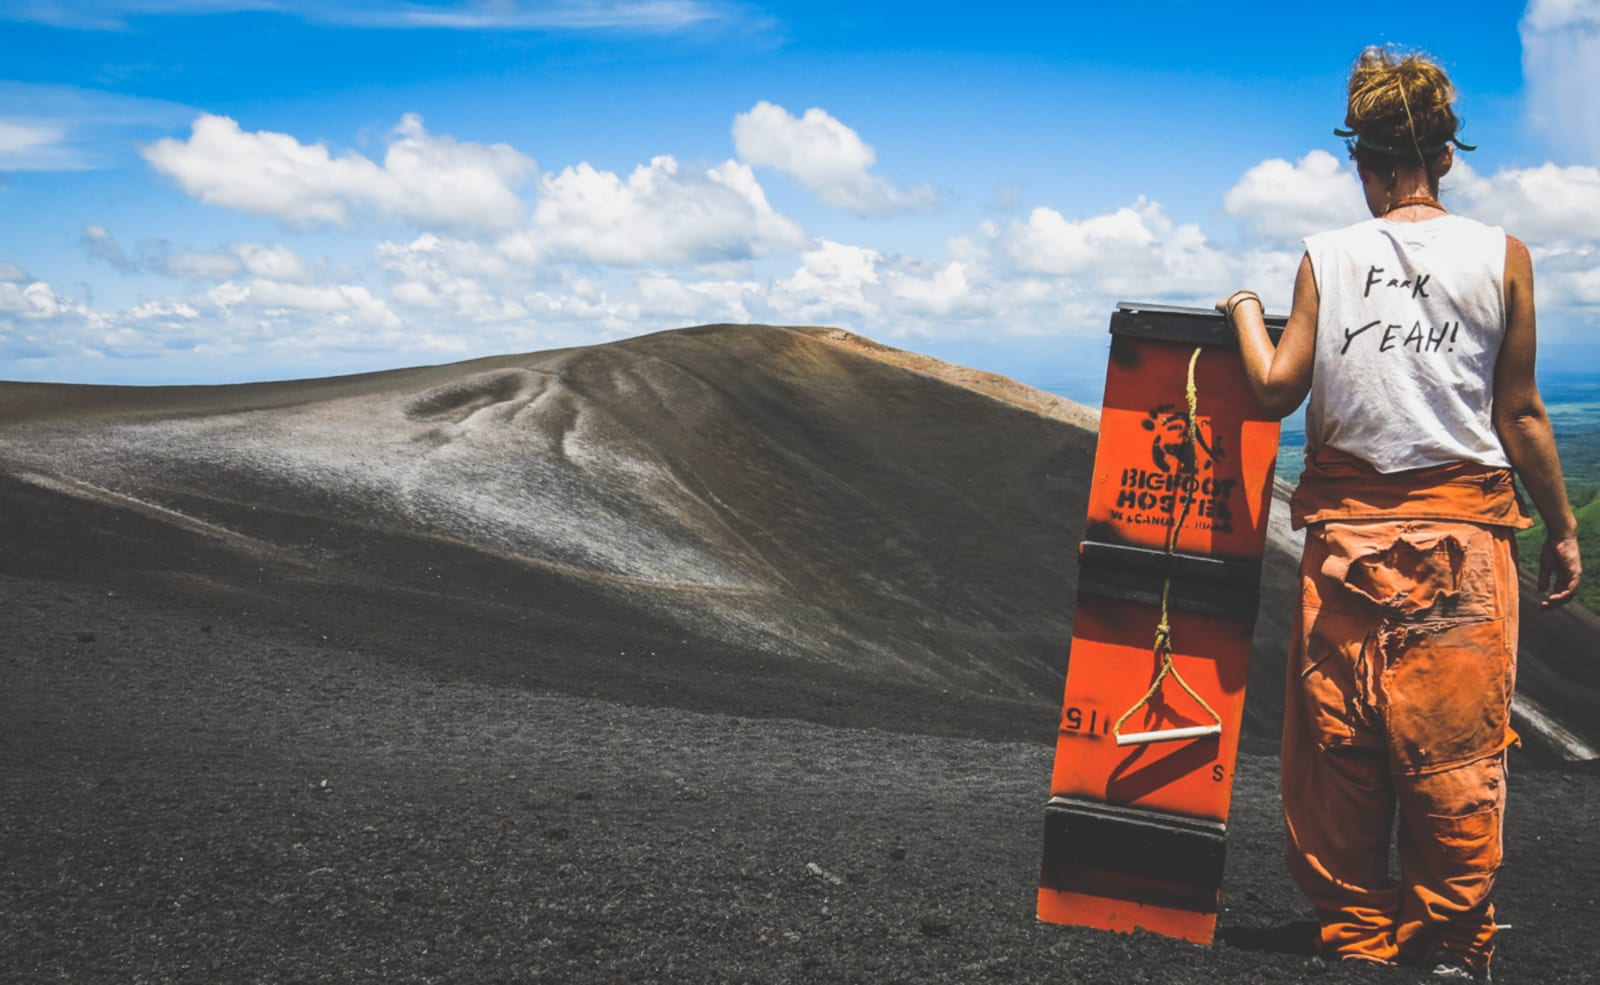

{"left": 1109, "top": 405, "right": 1236, "bottom": 533}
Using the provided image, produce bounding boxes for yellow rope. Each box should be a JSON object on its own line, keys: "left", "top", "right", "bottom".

{"left": 1111, "top": 346, "right": 1224, "bottom": 743}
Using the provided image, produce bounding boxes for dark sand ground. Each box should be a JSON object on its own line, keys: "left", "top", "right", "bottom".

{"left": 3, "top": 325, "right": 1596, "bottom": 984}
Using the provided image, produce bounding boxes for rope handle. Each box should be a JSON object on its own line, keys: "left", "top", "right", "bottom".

{"left": 1111, "top": 346, "right": 1224, "bottom": 747}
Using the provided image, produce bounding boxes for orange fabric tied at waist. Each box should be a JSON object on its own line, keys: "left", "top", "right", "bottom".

{"left": 1289, "top": 447, "right": 1533, "bottom": 531}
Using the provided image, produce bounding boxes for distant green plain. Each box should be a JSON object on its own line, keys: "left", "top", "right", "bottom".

{"left": 1495, "top": 373, "right": 1600, "bottom": 609}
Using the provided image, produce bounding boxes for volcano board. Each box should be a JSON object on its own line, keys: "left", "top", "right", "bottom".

{"left": 1037, "top": 301, "right": 1285, "bottom": 945}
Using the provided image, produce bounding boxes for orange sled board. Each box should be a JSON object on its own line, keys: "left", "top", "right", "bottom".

{"left": 1037, "top": 302, "right": 1284, "bottom": 945}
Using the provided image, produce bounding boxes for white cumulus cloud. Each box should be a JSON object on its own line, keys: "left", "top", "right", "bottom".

{"left": 0, "top": 279, "right": 112, "bottom": 363}
{"left": 995, "top": 198, "right": 1231, "bottom": 299}
{"left": 1448, "top": 159, "right": 1600, "bottom": 245}
{"left": 236, "top": 243, "right": 309, "bottom": 281}
{"left": 768, "top": 240, "right": 883, "bottom": 323}
{"left": 377, "top": 233, "right": 518, "bottom": 282}
{"left": 1522, "top": 0, "right": 1600, "bottom": 164}
{"left": 127, "top": 298, "right": 200, "bottom": 320}
{"left": 142, "top": 113, "right": 535, "bottom": 230}
{"left": 883, "top": 260, "right": 978, "bottom": 318}
{"left": 208, "top": 279, "right": 401, "bottom": 329}
{"left": 1000, "top": 205, "right": 1151, "bottom": 276}
{"left": 632, "top": 274, "right": 758, "bottom": 323}
{"left": 0, "top": 280, "right": 79, "bottom": 318}
{"left": 513, "top": 155, "right": 806, "bottom": 266}
{"left": 1529, "top": 245, "right": 1600, "bottom": 309}
{"left": 733, "top": 101, "right": 938, "bottom": 216}
{"left": 378, "top": 234, "right": 530, "bottom": 322}
{"left": 1222, "top": 150, "right": 1366, "bottom": 243}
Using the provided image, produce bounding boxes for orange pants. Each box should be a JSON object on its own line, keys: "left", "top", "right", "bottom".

{"left": 1282, "top": 518, "right": 1518, "bottom": 975}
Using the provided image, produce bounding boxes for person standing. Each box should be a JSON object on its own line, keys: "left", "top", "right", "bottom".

{"left": 1217, "top": 46, "right": 1582, "bottom": 982}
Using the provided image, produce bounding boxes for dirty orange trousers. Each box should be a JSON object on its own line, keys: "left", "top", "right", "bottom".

{"left": 1282, "top": 516, "right": 1519, "bottom": 976}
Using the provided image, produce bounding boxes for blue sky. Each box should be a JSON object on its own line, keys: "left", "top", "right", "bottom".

{"left": 2, "top": 1, "right": 1598, "bottom": 390}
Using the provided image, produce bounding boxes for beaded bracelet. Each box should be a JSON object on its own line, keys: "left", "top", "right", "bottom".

{"left": 1224, "top": 290, "right": 1263, "bottom": 322}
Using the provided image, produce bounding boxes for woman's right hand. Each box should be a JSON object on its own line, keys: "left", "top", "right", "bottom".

{"left": 1539, "top": 531, "right": 1583, "bottom": 608}
{"left": 1216, "top": 290, "right": 1258, "bottom": 320}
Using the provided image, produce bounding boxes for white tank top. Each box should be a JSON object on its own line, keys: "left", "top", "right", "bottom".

{"left": 1303, "top": 214, "right": 1510, "bottom": 472}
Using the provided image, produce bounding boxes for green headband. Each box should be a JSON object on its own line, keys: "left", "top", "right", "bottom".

{"left": 1334, "top": 127, "right": 1478, "bottom": 158}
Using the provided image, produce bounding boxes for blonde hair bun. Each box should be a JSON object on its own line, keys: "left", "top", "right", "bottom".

{"left": 1344, "top": 46, "right": 1461, "bottom": 165}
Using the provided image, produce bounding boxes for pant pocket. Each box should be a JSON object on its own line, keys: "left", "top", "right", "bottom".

{"left": 1425, "top": 805, "right": 1503, "bottom": 873}
{"left": 1381, "top": 619, "right": 1513, "bottom": 774}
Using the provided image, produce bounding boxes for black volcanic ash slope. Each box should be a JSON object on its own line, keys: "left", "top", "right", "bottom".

{"left": 0, "top": 325, "right": 1101, "bottom": 740}
{"left": 8, "top": 322, "right": 1589, "bottom": 759}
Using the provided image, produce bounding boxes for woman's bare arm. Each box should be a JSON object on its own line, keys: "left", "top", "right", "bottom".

{"left": 1494, "top": 235, "right": 1582, "bottom": 607}
{"left": 1217, "top": 252, "right": 1319, "bottom": 419}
